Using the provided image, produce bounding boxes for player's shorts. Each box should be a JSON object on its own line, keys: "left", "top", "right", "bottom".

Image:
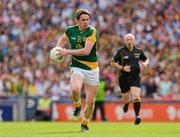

{"left": 119, "top": 74, "right": 141, "bottom": 93}
{"left": 70, "top": 67, "right": 99, "bottom": 85}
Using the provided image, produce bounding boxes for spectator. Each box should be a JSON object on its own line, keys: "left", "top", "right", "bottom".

{"left": 141, "top": 77, "right": 157, "bottom": 98}
{"left": 35, "top": 92, "right": 52, "bottom": 121}
{"left": 92, "top": 77, "right": 107, "bottom": 122}
{"left": 0, "top": 0, "right": 179, "bottom": 100}
{"left": 158, "top": 74, "right": 173, "bottom": 97}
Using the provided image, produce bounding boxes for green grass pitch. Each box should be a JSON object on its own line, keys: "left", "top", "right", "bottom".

{"left": 0, "top": 122, "right": 180, "bottom": 137}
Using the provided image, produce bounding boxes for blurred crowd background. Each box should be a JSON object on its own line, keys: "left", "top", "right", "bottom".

{"left": 0, "top": 0, "right": 179, "bottom": 102}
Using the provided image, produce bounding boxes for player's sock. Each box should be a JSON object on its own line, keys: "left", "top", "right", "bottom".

{"left": 72, "top": 92, "right": 81, "bottom": 111}
{"left": 72, "top": 100, "right": 81, "bottom": 121}
{"left": 84, "top": 104, "right": 94, "bottom": 119}
{"left": 74, "top": 99, "right": 81, "bottom": 108}
{"left": 72, "top": 92, "right": 80, "bottom": 104}
{"left": 81, "top": 103, "right": 94, "bottom": 131}
{"left": 82, "top": 117, "right": 89, "bottom": 125}
{"left": 123, "top": 102, "right": 129, "bottom": 113}
{"left": 133, "top": 99, "right": 141, "bottom": 117}
{"left": 133, "top": 99, "right": 141, "bottom": 125}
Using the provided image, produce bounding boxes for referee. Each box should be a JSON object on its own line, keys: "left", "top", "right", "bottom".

{"left": 111, "top": 33, "right": 149, "bottom": 124}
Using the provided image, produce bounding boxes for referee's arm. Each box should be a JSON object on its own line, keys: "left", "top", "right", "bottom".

{"left": 139, "top": 51, "right": 150, "bottom": 68}
{"left": 111, "top": 60, "right": 124, "bottom": 70}
{"left": 139, "top": 59, "right": 150, "bottom": 71}
{"left": 111, "top": 50, "right": 124, "bottom": 70}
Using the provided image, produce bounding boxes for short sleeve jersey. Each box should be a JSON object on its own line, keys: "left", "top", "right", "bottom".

{"left": 113, "top": 46, "right": 147, "bottom": 75}
{"left": 64, "top": 25, "right": 99, "bottom": 70}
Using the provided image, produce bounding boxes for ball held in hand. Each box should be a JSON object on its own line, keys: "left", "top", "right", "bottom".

{"left": 50, "top": 47, "right": 65, "bottom": 63}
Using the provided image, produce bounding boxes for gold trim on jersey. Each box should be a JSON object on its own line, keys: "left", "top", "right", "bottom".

{"left": 78, "top": 60, "right": 98, "bottom": 69}
{"left": 64, "top": 32, "right": 68, "bottom": 40}
{"left": 86, "top": 28, "right": 97, "bottom": 42}
{"left": 72, "top": 57, "right": 98, "bottom": 69}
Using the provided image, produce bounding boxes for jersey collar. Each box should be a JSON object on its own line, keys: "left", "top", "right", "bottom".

{"left": 125, "top": 45, "right": 135, "bottom": 52}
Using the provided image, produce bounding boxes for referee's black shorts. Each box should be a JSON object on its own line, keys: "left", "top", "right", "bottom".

{"left": 119, "top": 74, "right": 141, "bottom": 93}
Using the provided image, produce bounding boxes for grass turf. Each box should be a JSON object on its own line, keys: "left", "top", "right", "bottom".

{"left": 0, "top": 122, "right": 180, "bottom": 137}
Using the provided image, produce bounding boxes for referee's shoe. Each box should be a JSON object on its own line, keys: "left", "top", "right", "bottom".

{"left": 134, "top": 116, "right": 141, "bottom": 125}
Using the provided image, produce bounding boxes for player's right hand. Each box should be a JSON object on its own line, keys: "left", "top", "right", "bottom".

{"left": 123, "top": 65, "right": 131, "bottom": 72}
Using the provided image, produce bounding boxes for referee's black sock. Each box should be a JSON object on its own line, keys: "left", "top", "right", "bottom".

{"left": 123, "top": 103, "right": 129, "bottom": 113}
{"left": 133, "top": 99, "right": 141, "bottom": 117}
{"left": 125, "top": 103, "right": 129, "bottom": 108}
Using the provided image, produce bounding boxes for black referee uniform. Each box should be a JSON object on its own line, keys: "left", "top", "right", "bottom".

{"left": 113, "top": 45, "right": 147, "bottom": 93}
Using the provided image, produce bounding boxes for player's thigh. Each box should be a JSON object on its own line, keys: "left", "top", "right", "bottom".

{"left": 84, "top": 83, "right": 98, "bottom": 104}
{"left": 70, "top": 68, "right": 84, "bottom": 92}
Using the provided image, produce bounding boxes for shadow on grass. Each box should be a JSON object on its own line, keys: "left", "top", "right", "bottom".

{"left": 0, "top": 131, "right": 83, "bottom": 137}
{"left": 38, "top": 130, "right": 82, "bottom": 135}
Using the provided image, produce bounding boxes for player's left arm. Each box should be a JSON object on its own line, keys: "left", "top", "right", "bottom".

{"left": 139, "top": 51, "right": 149, "bottom": 68}
{"left": 59, "top": 29, "right": 97, "bottom": 56}
{"left": 141, "top": 58, "right": 149, "bottom": 67}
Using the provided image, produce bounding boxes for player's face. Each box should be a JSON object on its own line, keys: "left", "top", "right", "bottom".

{"left": 78, "top": 14, "right": 90, "bottom": 31}
{"left": 124, "top": 36, "right": 135, "bottom": 50}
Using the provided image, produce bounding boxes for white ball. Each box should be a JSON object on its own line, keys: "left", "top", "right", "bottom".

{"left": 50, "top": 47, "right": 65, "bottom": 63}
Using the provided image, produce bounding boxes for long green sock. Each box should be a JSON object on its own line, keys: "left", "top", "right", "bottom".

{"left": 81, "top": 104, "right": 94, "bottom": 126}
{"left": 73, "top": 92, "right": 81, "bottom": 107}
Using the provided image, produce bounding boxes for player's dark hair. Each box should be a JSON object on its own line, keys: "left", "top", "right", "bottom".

{"left": 76, "top": 9, "right": 91, "bottom": 20}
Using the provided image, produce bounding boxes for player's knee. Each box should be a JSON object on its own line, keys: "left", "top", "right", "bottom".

{"left": 132, "top": 96, "right": 141, "bottom": 102}
{"left": 131, "top": 92, "right": 140, "bottom": 99}
{"left": 72, "top": 86, "right": 81, "bottom": 93}
{"left": 123, "top": 98, "right": 129, "bottom": 103}
{"left": 123, "top": 95, "right": 129, "bottom": 100}
{"left": 86, "top": 99, "right": 95, "bottom": 106}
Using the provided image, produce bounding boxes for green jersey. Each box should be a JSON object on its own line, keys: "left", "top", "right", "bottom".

{"left": 65, "top": 25, "right": 99, "bottom": 70}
